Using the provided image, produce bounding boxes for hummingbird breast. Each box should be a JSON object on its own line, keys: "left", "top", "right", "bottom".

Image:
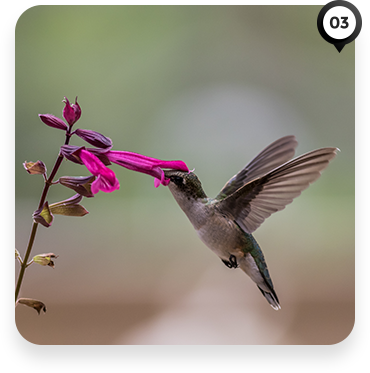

{"left": 195, "top": 210, "right": 247, "bottom": 262}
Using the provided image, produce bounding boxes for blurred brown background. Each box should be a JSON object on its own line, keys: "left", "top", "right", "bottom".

{"left": 15, "top": 5, "right": 354, "bottom": 344}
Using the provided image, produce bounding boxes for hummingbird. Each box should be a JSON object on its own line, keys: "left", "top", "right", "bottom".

{"left": 164, "top": 136, "right": 338, "bottom": 310}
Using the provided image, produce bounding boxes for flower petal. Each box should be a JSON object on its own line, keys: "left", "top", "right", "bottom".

{"left": 78, "top": 149, "right": 120, "bottom": 194}
{"left": 91, "top": 172, "right": 120, "bottom": 194}
{"left": 79, "top": 149, "right": 105, "bottom": 176}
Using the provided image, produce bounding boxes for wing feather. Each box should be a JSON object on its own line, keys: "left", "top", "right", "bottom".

{"left": 217, "top": 147, "right": 338, "bottom": 233}
{"left": 216, "top": 136, "right": 298, "bottom": 200}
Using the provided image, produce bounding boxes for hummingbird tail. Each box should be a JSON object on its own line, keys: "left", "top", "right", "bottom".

{"left": 239, "top": 250, "right": 281, "bottom": 310}
{"left": 257, "top": 286, "right": 281, "bottom": 311}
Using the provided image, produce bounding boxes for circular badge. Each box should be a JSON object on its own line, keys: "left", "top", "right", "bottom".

{"left": 317, "top": 1, "right": 362, "bottom": 52}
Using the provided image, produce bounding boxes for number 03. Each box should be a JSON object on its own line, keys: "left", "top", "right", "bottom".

{"left": 330, "top": 16, "right": 349, "bottom": 29}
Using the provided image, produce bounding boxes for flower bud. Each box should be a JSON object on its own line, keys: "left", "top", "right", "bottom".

{"left": 23, "top": 160, "right": 47, "bottom": 175}
{"left": 59, "top": 175, "right": 96, "bottom": 197}
{"left": 39, "top": 114, "right": 68, "bottom": 131}
{"left": 74, "top": 128, "right": 113, "bottom": 149}
{"left": 63, "top": 96, "right": 81, "bottom": 126}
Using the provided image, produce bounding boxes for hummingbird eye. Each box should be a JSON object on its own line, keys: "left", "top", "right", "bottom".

{"left": 171, "top": 175, "right": 184, "bottom": 186}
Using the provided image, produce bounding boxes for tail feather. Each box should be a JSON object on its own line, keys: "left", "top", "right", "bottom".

{"left": 258, "top": 286, "right": 281, "bottom": 310}
{"left": 238, "top": 233, "right": 281, "bottom": 310}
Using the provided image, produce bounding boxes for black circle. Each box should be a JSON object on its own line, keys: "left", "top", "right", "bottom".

{"left": 317, "top": 0, "right": 362, "bottom": 52}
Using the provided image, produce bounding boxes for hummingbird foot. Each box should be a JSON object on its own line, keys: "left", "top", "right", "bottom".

{"left": 221, "top": 254, "right": 238, "bottom": 269}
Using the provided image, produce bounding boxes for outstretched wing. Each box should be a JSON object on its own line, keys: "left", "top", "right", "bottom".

{"left": 217, "top": 147, "right": 338, "bottom": 233}
{"left": 216, "top": 136, "right": 298, "bottom": 200}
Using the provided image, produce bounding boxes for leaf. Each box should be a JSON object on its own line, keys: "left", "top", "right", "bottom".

{"left": 16, "top": 298, "right": 47, "bottom": 315}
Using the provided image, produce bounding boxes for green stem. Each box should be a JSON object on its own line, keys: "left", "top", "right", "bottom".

{"left": 15, "top": 128, "right": 72, "bottom": 302}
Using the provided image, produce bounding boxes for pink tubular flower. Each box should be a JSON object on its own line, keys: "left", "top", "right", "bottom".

{"left": 106, "top": 151, "right": 189, "bottom": 187}
{"left": 78, "top": 149, "right": 120, "bottom": 194}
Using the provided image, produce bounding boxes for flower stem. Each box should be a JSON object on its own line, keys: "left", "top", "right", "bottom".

{"left": 15, "top": 222, "right": 37, "bottom": 301}
{"left": 15, "top": 129, "right": 72, "bottom": 302}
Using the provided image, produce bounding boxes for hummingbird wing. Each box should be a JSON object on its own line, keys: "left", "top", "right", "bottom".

{"left": 215, "top": 136, "right": 298, "bottom": 200}
{"left": 216, "top": 147, "right": 338, "bottom": 233}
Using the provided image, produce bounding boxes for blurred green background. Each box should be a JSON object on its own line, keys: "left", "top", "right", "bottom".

{"left": 15, "top": 5, "right": 354, "bottom": 344}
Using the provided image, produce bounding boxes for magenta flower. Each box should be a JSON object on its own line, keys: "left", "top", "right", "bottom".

{"left": 106, "top": 151, "right": 189, "bottom": 187}
{"left": 50, "top": 96, "right": 189, "bottom": 192}
{"left": 78, "top": 149, "right": 120, "bottom": 194}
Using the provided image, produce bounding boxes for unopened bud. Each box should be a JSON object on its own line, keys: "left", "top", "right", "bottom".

{"left": 59, "top": 175, "right": 95, "bottom": 198}
{"left": 74, "top": 129, "right": 112, "bottom": 149}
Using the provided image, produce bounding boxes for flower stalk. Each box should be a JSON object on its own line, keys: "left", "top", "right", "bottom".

{"left": 15, "top": 126, "right": 72, "bottom": 302}
{"left": 16, "top": 96, "right": 190, "bottom": 310}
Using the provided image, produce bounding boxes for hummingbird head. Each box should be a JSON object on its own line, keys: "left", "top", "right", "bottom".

{"left": 164, "top": 170, "right": 209, "bottom": 229}
{"left": 164, "top": 170, "right": 207, "bottom": 201}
